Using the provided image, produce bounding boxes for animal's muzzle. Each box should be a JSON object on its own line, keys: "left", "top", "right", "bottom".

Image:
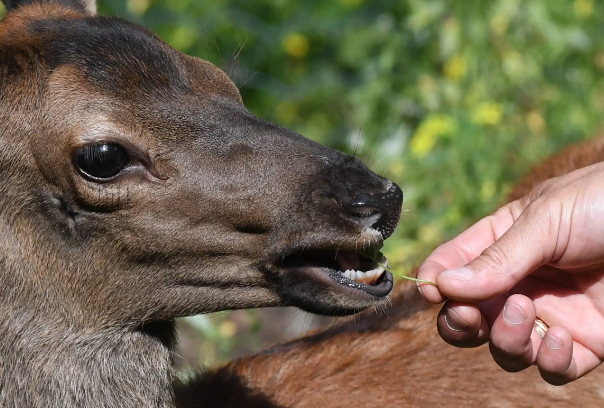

{"left": 339, "top": 183, "right": 403, "bottom": 238}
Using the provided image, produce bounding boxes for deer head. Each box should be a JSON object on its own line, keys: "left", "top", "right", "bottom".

{"left": 0, "top": 0, "right": 403, "bottom": 334}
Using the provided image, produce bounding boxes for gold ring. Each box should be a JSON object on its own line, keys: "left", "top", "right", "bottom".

{"left": 534, "top": 318, "right": 549, "bottom": 339}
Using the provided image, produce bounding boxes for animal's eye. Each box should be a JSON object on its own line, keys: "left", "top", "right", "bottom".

{"left": 74, "top": 143, "right": 130, "bottom": 180}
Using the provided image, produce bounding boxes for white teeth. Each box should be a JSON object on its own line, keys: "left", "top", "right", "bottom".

{"left": 340, "top": 266, "right": 385, "bottom": 285}
{"left": 371, "top": 267, "right": 385, "bottom": 279}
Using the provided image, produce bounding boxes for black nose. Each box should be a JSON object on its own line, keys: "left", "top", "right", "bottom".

{"left": 341, "top": 183, "right": 403, "bottom": 238}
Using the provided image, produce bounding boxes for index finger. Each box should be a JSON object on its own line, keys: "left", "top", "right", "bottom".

{"left": 417, "top": 203, "right": 522, "bottom": 303}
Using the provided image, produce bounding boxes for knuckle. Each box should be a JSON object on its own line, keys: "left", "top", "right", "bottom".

{"left": 529, "top": 177, "right": 558, "bottom": 201}
{"left": 505, "top": 199, "right": 527, "bottom": 219}
{"left": 490, "top": 342, "right": 532, "bottom": 372}
{"left": 476, "top": 244, "right": 512, "bottom": 281}
{"left": 523, "top": 195, "right": 558, "bottom": 225}
{"left": 523, "top": 197, "right": 562, "bottom": 256}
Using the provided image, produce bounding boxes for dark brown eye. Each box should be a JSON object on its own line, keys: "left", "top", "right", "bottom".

{"left": 75, "top": 143, "right": 130, "bottom": 180}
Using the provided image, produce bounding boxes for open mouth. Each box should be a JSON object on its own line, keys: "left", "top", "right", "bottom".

{"left": 279, "top": 246, "right": 394, "bottom": 298}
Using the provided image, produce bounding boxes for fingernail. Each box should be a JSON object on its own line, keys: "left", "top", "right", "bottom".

{"left": 440, "top": 267, "right": 473, "bottom": 281}
{"left": 545, "top": 334, "right": 563, "bottom": 350}
{"left": 416, "top": 281, "right": 424, "bottom": 297}
{"left": 445, "top": 308, "right": 469, "bottom": 332}
{"left": 503, "top": 302, "right": 527, "bottom": 325}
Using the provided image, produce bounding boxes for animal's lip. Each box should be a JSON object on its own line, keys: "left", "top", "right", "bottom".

{"left": 275, "top": 246, "right": 394, "bottom": 298}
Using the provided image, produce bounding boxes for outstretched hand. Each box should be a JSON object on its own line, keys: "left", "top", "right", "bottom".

{"left": 417, "top": 162, "right": 604, "bottom": 385}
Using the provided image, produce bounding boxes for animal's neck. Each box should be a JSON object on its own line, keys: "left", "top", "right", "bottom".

{"left": 0, "top": 185, "right": 178, "bottom": 407}
{"left": 0, "top": 302, "right": 177, "bottom": 408}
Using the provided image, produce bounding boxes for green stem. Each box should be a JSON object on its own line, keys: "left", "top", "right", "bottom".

{"left": 377, "top": 262, "right": 438, "bottom": 287}
{"left": 357, "top": 248, "right": 438, "bottom": 287}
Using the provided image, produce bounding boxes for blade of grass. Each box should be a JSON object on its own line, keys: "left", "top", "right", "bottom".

{"left": 358, "top": 249, "right": 437, "bottom": 287}
{"left": 377, "top": 261, "right": 438, "bottom": 287}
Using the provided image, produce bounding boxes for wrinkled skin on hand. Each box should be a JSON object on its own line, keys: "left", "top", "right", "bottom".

{"left": 418, "top": 161, "right": 604, "bottom": 385}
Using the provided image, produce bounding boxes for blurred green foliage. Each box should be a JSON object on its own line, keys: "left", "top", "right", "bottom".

{"left": 94, "top": 0, "right": 604, "bottom": 272}
{"left": 3, "top": 0, "right": 604, "bottom": 365}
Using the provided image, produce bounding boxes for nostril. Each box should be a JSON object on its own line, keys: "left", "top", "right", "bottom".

{"left": 350, "top": 193, "right": 371, "bottom": 207}
{"left": 348, "top": 206, "right": 381, "bottom": 219}
{"left": 342, "top": 193, "right": 382, "bottom": 226}
{"left": 348, "top": 193, "right": 381, "bottom": 219}
{"left": 339, "top": 184, "right": 403, "bottom": 239}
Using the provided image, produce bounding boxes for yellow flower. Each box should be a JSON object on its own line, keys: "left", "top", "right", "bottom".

{"left": 526, "top": 111, "right": 546, "bottom": 134}
{"left": 490, "top": 15, "right": 508, "bottom": 36}
{"left": 410, "top": 115, "right": 457, "bottom": 157}
{"left": 282, "top": 33, "right": 310, "bottom": 58}
{"left": 169, "top": 26, "right": 197, "bottom": 51}
{"left": 445, "top": 207, "right": 462, "bottom": 225}
{"left": 471, "top": 102, "right": 503, "bottom": 126}
{"left": 388, "top": 160, "right": 404, "bottom": 176}
{"left": 418, "top": 221, "right": 443, "bottom": 245}
{"left": 574, "top": 0, "right": 593, "bottom": 19}
{"left": 219, "top": 321, "right": 237, "bottom": 338}
{"left": 444, "top": 55, "right": 467, "bottom": 82}
{"left": 480, "top": 180, "right": 496, "bottom": 203}
{"left": 595, "top": 53, "right": 604, "bottom": 70}
{"left": 127, "top": 0, "right": 150, "bottom": 15}
{"left": 275, "top": 102, "right": 298, "bottom": 125}
{"left": 386, "top": 245, "right": 407, "bottom": 268}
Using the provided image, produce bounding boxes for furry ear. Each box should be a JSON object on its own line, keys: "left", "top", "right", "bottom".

{"left": 1, "top": 0, "right": 96, "bottom": 15}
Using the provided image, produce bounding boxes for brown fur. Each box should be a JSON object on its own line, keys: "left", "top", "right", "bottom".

{"left": 194, "top": 286, "right": 604, "bottom": 408}
{"left": 509, "top": 136, "right": 604, "bottom": 201}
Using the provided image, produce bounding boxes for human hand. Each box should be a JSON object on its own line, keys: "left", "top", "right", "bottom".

{"left": 417, "top": 162, "right": 604, "bottom": 385}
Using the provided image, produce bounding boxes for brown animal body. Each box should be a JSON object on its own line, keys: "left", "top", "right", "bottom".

{"left": 1, "top": 1, "right": 602, "bottom": 407}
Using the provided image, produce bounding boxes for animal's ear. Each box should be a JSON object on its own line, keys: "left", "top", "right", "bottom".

{"left": 1, "top": 0, "right": 96, "bottom": 15}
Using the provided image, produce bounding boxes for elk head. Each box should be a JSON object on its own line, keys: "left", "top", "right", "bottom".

{"left": 0, "top": 0, "right": 403, "bottom": 332}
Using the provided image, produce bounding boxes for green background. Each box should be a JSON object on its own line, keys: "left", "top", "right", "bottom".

{"left": 2, "top": 0, "right": 603, "bottom": 368}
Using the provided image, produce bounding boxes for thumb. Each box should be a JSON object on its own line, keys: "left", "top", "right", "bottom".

{"left": 436, "top": 201, "right": 559, "bottom": 302}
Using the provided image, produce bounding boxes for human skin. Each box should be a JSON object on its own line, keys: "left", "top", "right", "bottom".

{"left": 417, "top": 162, "right": 604, "bottom": 385}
